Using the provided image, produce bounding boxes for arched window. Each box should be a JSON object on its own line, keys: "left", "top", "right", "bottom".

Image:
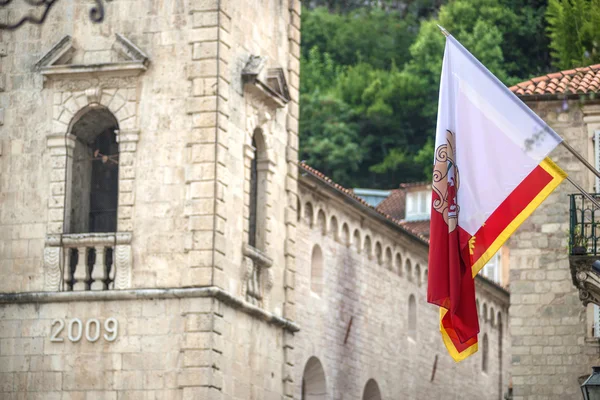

{"left": 305, "top": 202, "right": 314, "bottom": 228}
{"left": 395, "top": 254, "right": 403, "bottom": 276}
{"left": 405, "top": 259, "right": 413, "bottom": 281}
{"left": 482, "top": 333, "right": 489, "bottom": 372}
{"left": 375, "top": 242, "right": 382, "bottom": 265}
{"left": 311, "top": 245, "right": 324, "bottom": 295}
{"left": 408, "top": 294, "right": 417, "bottom": 339}
{"left": 68, "top": 107, "right": 119, "bottom": 234}
{"left": 341, "top": 223, "right": 350, "bottom": 246}
{"left": 301, "top": 357, "right": 327, "bottom": 400}
{"left": 329, "top": 216, "right": 339, "bottom": 241}
{"left": 385, "top": 247, "right": 393, "bottom": 270}
{"left": 317, "top": 210, "right": 326, "bottom": 235}
{"left": 353, "top": 229, "right": 361, "bottom": 253}
{"left": 364, "top": 236, "right": 372, "bottom": 259}
{"left": 248, "top": 129, "right": 267, "bottom": 249}
{"left": 362, "top": 379, "right": 382, "bottom": 400}
{"left": 415, "top": 264, "right": 422, "bottom": 287}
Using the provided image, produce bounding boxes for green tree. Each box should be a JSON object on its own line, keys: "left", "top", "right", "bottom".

{"left": 299, "top": 91, "right": 364, "bottom": 185}
{"left": 301, "top": 7, "right": 419, "bottom": 70}
{"left": 546, "top": 0, "right": 600, "bottom": 69}
{"left": 299, "top": 0, "right": 553, "bottom": 189}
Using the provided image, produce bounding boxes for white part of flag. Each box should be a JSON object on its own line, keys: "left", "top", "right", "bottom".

{"left": 436, "top": 36, "right": 563, "bottom": 235}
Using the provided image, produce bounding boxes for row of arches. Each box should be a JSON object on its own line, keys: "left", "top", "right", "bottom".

{"left": 476, "top": 298, "right": 504, "bottom": 328}
{"left": 300, "top": 199, "right": 428, "bottom": 287}
{"left": 310, "top": 245, "right": 419, "bottom": 340}
{"left": 302, "top": 357, "right": 382, "bottom": 400}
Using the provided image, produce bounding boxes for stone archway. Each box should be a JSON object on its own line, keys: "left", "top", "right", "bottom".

{"left": 301, "top": 356, "right": 327, "bottom": 400}
{"left": 362, "top": 379, "right": 382, "bottom": 400}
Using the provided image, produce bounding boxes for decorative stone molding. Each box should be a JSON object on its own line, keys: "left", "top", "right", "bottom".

{"left": 43, "top": 232, "right": 132, "bottom": 292}
{"left": 36, "top": 34, "right": 149, "bottom": 78}
{"left": 242, "top": 55, "right": 290, "bottom": 108}
{"left": 0, "top": 287, "right": 300, "bottom": 333}
{"left": 570, "top": 255, "right": 600, "bottom": 306}
{"left": 43, "top": 235, "right": 62, "bottom": 291}
{"left": 114, "top": 232, "right": 133, "bottom": 289}
{"left": 241, "top": 243, "right": 274, "bottom": 307}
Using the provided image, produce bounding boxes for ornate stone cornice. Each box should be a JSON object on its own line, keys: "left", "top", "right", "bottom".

{"left": 570, "top": 255, "right": 600, "bottom": 306}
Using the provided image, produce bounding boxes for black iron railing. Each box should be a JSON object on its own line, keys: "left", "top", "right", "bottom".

{"left": 570, "top": 193, "right": 600, "bottom": 255}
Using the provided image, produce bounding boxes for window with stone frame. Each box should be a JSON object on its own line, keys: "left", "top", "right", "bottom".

{"left": 57, "top": 107, "right": 122, "bottom": 291}
{"left": 241, "top": 128, "right": 274, "bottom": 306}
{"left": 247, "top": 129, "right": 267, "bottom": 250}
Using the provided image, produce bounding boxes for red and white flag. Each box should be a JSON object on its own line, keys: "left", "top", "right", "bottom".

{"left": 427, "top": 34, "right": 567, "bottom": 361}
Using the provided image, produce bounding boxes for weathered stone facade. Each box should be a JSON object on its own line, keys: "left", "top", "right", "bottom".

{"left": 508, "top": 99, "right": 600, "bottom": 400}
{"left": 295, "top": 169, "right": 510, "bottom": 399}
{"left": 0, "top": 0, "right": 509, "bottom": 398}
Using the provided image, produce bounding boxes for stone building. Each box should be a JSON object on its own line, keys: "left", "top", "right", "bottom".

{"left": 508, "top": 68, "right": 600, "bottom": 400}
{"left": 0, "top": 0, "right": 509, "bottom": 398}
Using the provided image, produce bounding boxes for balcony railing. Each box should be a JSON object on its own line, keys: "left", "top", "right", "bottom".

{"left": 569, "top": 193, "right": 600, "bottom": 256}
{"left": 44, "top": 232, "right": 132, "bottom": 292}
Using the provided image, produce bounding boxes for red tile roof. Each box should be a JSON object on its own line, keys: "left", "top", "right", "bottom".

{"left": 400, "top": 220, "right": 430, "bottom": 238}
{"left": 298, "top": 163, "right": 507, "bottom": 293}
{"left": 298, "top": 162, "right": 429, "bottom": 243}
{"left": 510, "top": 64, "right": 600, "bottom": 97}
{"left": 376, "top": 189, "right": 405, "bottom": 220}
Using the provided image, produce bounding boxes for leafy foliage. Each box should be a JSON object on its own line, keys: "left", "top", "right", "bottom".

{"left": 546, "top": 0, "right": 600, "bottom": 69}
{"left": 299, "top": 1, "right": 555, "bottom": 189}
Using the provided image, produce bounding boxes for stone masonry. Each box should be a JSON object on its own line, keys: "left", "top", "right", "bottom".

{"left": 0, "top": 0, "right": 509, "bottom": 398}
{"left": 509, "top": 99, "right": 600, "bottom": 400}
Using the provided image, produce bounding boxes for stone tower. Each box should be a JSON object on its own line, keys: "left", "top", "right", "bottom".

{"left": 0, "top": 0, "right": 301, "bottom": 398}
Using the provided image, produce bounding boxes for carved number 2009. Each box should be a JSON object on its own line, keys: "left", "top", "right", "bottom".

{"left": 50, "top": 318, "right": 118, "bottom": 343}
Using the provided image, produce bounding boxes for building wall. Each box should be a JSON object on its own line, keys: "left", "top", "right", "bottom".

{"left": 295, "top": 178, "right": 510, "bottom": 400}
{"left": 0, "top": 0, "right": 301, "bottom": 398}
{"left": 509, "top": 100, "right": 600, "bottom": 400}
{"left": 0, "top": 0, "right": 511, "bottom": 399}
{"left": 0, "top": 296, "right": 205, "bottom": 399}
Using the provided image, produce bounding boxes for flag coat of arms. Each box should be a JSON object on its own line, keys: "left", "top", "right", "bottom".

{"left": 427, "top": 34, "right": 567, "bottom": 361}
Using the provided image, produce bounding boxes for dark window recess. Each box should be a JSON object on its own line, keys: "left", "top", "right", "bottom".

{"left": 89, "top": 130, "right": 119, "bottom": 232}
{"left": 69, "top": 107, "right": 119, "bottom": 234}
{"left": 248, "top": 137, "right": 258, "bottom": 247}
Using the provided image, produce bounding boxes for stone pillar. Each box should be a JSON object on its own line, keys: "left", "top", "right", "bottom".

{"left": 184, "top": 0, "right": 230, "bottom": 290}
{"left": 283, "top": 1, "right": 301, "bottom": 398}
{"left": 116, "top": 130, "right": 139, "bottom": 233}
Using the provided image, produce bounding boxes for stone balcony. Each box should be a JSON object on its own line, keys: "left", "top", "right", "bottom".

{"left": 43, "top": 232, "right": 132, "bottom": 292}
{"left": 569, "top": 193, "right": 600, "bottom": 306}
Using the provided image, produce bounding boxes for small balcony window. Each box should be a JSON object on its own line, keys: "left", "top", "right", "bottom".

{"left": 405, "top": 190, "right": 431, "bottom": 221}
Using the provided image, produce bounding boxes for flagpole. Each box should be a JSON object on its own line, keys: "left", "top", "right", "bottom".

{"left": 560, "top": 141, "right": 600, "bottom": 182}
{"left": 565, "top": 176, "right": 600, "bottom": 209}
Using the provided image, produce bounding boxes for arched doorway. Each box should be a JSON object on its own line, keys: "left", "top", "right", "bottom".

{"left": 301, "top": 356, "right": 327, "bottom": 400}
{"left": 362, "top": 379, "right": 382, "bottom": 400}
